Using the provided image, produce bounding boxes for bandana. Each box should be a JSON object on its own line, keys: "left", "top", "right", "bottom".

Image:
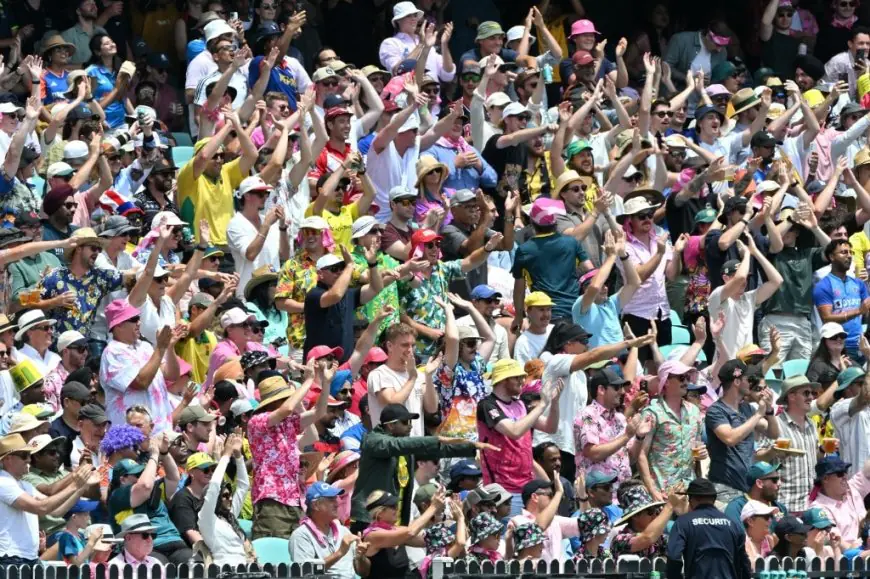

{"left": 435, "top": 135, "right": 475, "bottom": 155}
{"left": 831, "top": 14, "right": 858, "bottom": 28}
{"left": 362, "top": 520, "right": 395, "bottom": 539}
{"left": 299, "top": 517, "right": 340, "bottom": 548}
{"left": 468, "top": 545, "right": 503, "bottom": 562}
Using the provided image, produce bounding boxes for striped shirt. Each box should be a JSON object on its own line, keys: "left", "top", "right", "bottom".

{"left": 193, "top": 69, "right": 249, "bottom": 113}
{"left": 776, "top": 411, "right": 818, "bottom": 512}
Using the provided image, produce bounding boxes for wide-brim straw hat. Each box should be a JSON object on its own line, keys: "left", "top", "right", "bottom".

{"left": 415, "top": 156, "right": 449, "bottom": 188}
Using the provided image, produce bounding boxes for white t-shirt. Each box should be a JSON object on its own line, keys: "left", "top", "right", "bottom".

{"left": 707, "top": 287, "right": 758, "bottom": 361}
{"left": 534, "top": 351, "right": 588, "bottom": 456}
{"left": 513, "top": 325, "right": 553, "bottom": 364}
{"left": 90, "top": 252, "right": 138, "bottom": 343}
{"left": 366, "top": 364, "right": 425, "bottom": 437}
{"left": 194, "top": 69, "right": 249, "bottom": 113}
{"left": 226, "top": 212, "right": 283, "bottom": 299}
{"left": 690, "top": 32, "right": 712, "bottom": 76}
{"left": 137, "top": 294, "right": 177, "bottom": 346}
{"left": 830, "top": 400, "right": 870, "bottom": 477}
{"left": 70, "top": 437, "right": 103, "bottom": 469}
{"left": 0, "top": 470, "right": 39, "bottom": 559}
{"left": 367, "top": 136, "right": 422, "bottom": 223}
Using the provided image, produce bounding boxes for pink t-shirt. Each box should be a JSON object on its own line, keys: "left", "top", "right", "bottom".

{"left": 247, "top": 410, "right": 303, "bottom": 507}
{"left": 476, "top": 393, "right": 533, "bottom": 493}
{"left": 508, "top": 510, "right": 579, "bottom": 563}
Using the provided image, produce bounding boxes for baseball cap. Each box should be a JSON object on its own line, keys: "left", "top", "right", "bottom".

{"left": 47, "top": 162, "right": 75, "bottom": 179}
{"left": 520, "top": 479, "right": 554, "bottom": 505}
{"left": 114, "top": 458, "right": 145, "bottom": 477}
{"left": 220, "top": 307, "right": 255, "bottom": 328}
{"left": 449, "top": 459, "right": 482, "bottom": 479}
{"left": 802, "top": 507, "right": 835, "bottom": 529}
{"left": 470, "top": 285, "right": 501, "bottom": 300}
{"left": 740, "top": 499, "right": 778, "bottom": 522}
{"left": 79, "top": 403, "right": 109, "bottom": 424}
{"left": 746, "top": 461, "right": 781, "bottom": 486}
{"left": 389, "top": 186, "right": 417, "bottom": 201}
{"left": 380, "top": 403, "right": 419, "bottom": 424}
{"left": 452, "top": 189, "right": 476, "bottom": 204}
{"left": 503, "top": 102, "right": 531, "bottom": 119}
{"left": 837, "top": 367, "right": 865, "bottom": 391}
{"left": 57, "top": 330, "right": 87, "bottom": 351}
{"left": 413, "top": 483, "right": 440, "bottom": 507}
{"left": 484, "top": 92, "right": 512, "bottom": 108}
{"left": 316, "top": 253, "right": 345, "bottom": 270}
{"left": 178, "top": 405, "right": 217, "bottom": 427}
{"left": 717, "top": 359, "right": 748, "bottom": 383}
{"left": 572, "top": 50, "right": 594, "bottom": 66}
{"left": 60, "top": 381, "right": 91, "bottom": 403}
{"left": 750, "top": 130, "right": 777, "bottom": 149}
{"left": 815, "top": 455, "right": 851, "bottom": 479}
{"left": 721, "top": 259, "right": 741, "bottom": 277}
{"left": 307, "top": 345, "right": 344, "bottom": 362}
{"left": 773, "top": 515, "right": 811, "bottom": 538}
{"left": 306, "top": 480, "right": 345, "bottom": 502}
{"left": 585, "top": 470, "right": 618, "bottom": 488}
{"left": 820, "top": 322, "right": 847, "bottom": 339}
{"left": 186, "top": 452, "right": 218, "bottom": 471}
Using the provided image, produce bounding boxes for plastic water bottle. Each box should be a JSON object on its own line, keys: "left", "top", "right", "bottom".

{"left": 542, "top": 63, "right": 553, "bottom": 84}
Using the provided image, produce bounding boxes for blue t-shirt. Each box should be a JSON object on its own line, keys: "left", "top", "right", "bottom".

{"left": 512, "top": 232, "right": 590, "bottom": 319}
{"left": 247, "top": 56, "right": 300, "bottom": 110}
{"left": 57, "top": 530, "right": 85, "bottom": 562}
{"left": 705, "top": 400, "right": 755, "bottom": 492}
{"left": 813, "top": 273, "right": 870, "bottom": 350}
{"left": 573, "top": 293, "right": 623, "bottom": 348}
{"left": 42, "top": 70, "right": 69, "bottom": 105}
{"left": 86, "top": 65, "right": 125, "bottom": 129}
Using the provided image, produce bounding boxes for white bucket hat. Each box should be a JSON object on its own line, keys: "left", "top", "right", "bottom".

{"left": 391, "top": 1, "right": 423, "bottom": 24}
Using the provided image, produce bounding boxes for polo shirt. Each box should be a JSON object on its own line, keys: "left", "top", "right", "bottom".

{"left": 512, "top": 232, "right": 589, "bottom": 319}
{"left": 573, "top": 293, "right": 623, "bottom": 348}
{"left": 0, "top": 471, "right": 39, "bottom": 559}
{"left": 8, "top": 251, "right": 61, "bottom": 305}
{"left": 289, "top": 521, "right": 355, "bottom": 579}
{"left": 86, "top": 64, "right": 125, "bottom": 129}
{"left": 303, "top": 285, "right": 360, "bottom": 364}
{"left": 705, "top": 400, "right": 756, "bottom": 492}
{"left": 813, "top": 272, "right": 869, "bottom": 350}
{"left": 177, "top": 157, "right": 244, "bottom": 246}
{"left": 21, "top": 467, "right": 66, "bottom": 536}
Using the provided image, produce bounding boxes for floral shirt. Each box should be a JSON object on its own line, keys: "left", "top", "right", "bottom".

{"left": 683, "top": 235, "right": 710, "bottom": 315}
{"left": 247, "top": 410, "right": 303, "bottom": 507}
{"left": 134, "top": 246, "right": 182, "bottom": 268}
{"left": 351, "top": 248, "right": 400, "bottom": 335}
{"left": 640, "top": 399, "right": 703, "bottom": 493}
{"left": 398, "top": 260, "right": 464, "bottom": 357}
{"left": 436, "top": 356, "right": 487, "bottom": 442}
{"left": 575, "top": 400, "right": 631, "bottom": 485}
{"left": 99, "top": 339, "right": 174, "bottom": 434}
{"left": 39, "top": 266, "right": 124, "bottom": 335}
{"left": 275, "top": 250, "right": 320, "bottom": 349}
{"left": 610, "top": 528, "right": 667, "bottom": 559}
{"left": 43, "top": 363, "right": 69, "bottom": 413}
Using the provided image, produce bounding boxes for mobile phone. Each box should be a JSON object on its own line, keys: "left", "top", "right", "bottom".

{"left": 230, "top": 11, "right": 238, "bottom": 20}
{"left": 858, "top": 49, "right": 867, "bottom": 61}
{"left": 839, "top": 72, "right": 850, "bottom": 83}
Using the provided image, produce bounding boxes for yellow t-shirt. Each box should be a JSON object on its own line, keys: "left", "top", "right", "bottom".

{"left": 304, "top": 202, "right": 360, "bottom": 251}
{"left": 850, "top": 230, "right": 870, "bottom": 272}
{"left": 175, "top": 329, "right": 218, "bottom": 384}
{"left": 177, "top": 157, "right": 244, "bottom": 246}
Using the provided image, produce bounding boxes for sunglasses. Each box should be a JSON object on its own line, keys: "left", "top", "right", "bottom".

{"left": 633, "top": 211, "right": 654, "bottom": 220}
{"left": 325, "top": 264, "right": 344, "bottom": 274}
{"left": 422, "top": 86, "right": 440, "bottom": 95}
{"left": 320, "top": 80, "right": 339, "bottom": 87}
{"left": 669, "top": 149, "right": 687, "bottom": 158}
{"left": 565, "top": 184, "right": 587, "bottom": 193}
{"left": 154, "top": 276, "right": 170, "bottom": 285}
{"left": 260, "top": 2, "right": 276, "bottom": 7}
{"left": 778, "top": 10, "right": 794, "bottom": 16}
{"left": 0, "top": 351, "right": 9, "bottom": 357}
{"left": 125, "top": 316, "right": 141, "bottom": 325}
{"left": 107, "top": 154, "right": 121, "bottom": 161}
{"left": 425, "top": 241, "right": 441, "bottom": 249}
{"left": 133, "top": 533, "right": 157, "bottom": 540}
{"left": 654, "top": 110, "right": 674, "bottom": 118}
{"left": 249, "top": 324, "right": 264, "bottom": 334}
{"left": 206, "top": 255, "right": 221, "bottom": 262}
{"left": 479, "top": 297, "right": 500, "bottom": 304}
{"left": 829, "top": 334, "right": 847, "bottom": 341}
{"left": 64, "top": 202, "right": 79, "bottom": 210}
{"left": 461, "top": 74, "right": 481, "bottom": 82}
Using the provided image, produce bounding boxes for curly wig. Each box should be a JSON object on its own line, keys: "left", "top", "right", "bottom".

{"left": 100, "top": 424, "right": 146, "bottom": 456}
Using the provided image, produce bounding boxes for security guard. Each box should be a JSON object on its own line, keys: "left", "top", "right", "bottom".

{"left": 666, "top": 478, "right": 752, "bottom": 579}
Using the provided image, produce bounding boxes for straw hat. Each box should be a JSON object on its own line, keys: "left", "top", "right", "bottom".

{"left": 415, "top": 156, "right": 448, "bottom": 188}
{"left": 552, "top": 170, "right": 584, "bottom": 199}
{"left": 490, "top": 359, "right": 526, "bottom": 385}
{"left": 64, "top": 227, "right": 107, "bottom": 261}
{"left": 14, "top": 310, "right": 56, "bottom": 341}
{"left": 0, "top": 434, "right": 34, "bottom": 460}
{"left": 255, "top": 374, "right": 296, "bottom": 411}
{"left": 244, "top": 265, "right": 279, "bottom": 300}
{"left": 40, "top": 34, "right": 76, "bottom": 57}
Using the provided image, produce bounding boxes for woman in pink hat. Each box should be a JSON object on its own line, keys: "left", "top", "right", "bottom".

{"left": 327, "top": 450, "right": 360, "bottom": 525}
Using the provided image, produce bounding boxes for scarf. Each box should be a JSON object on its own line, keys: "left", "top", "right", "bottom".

{"left": 435, "top": 135, "right": 474, "bottom": 155}
{"left": 468, "top": 545, "right": 502, "bottom": 562}
{"left": 132, "top": 226, "right": 161, "bottom": 259}
{"left": 294, "top": 229, "right": 336, "bottom": 253}
{"left": 831, "top": 15, "right": 858, "bottom": 28}
{"left": 300, "top": 516, "right": 340, "bottom": 548}
{"left": 362, "top": 520, "right": 394, "bottom": 539}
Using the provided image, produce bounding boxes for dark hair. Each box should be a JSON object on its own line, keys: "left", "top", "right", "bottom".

{"left": 215, "top": 482, "right": 247, "bottom": 540}
{"left": 249, "top": 278, "right": 277, "bottom": 315}
{"left": 359, "top": 394, "right": 369, "bottom": 413}
{"left": 87, "top": 34, "right": 122, "bottom": 71}
{"left": 651, "top": 98, "right": 670, "bottom": 111}
{"left": 532, "top": 222, "right": 557, "bottom": 235}
{"left": 853, "top": 26, "right": 870, "bottom": 41}
{"left": 707, "top": 19, "right": 730, "bottom": 38}
{"left": 532, "top": 441, "right": 559, "bottom": 464}
{"left": 824, "top": 238, "right": 850, "bottom": 260}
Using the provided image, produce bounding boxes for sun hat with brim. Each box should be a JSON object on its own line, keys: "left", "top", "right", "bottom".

{"left": 255, "top": 375, "right": 295, "bottom": 412}
{"left": 570, "top": 19, "right": 600, "bottom": 37}
{"left": 351, "top": 216, "right": 384, "bottom": 239}
{"left": 0, "top": 434, "right": 34, "bottom": 459}
{"left": 469, "top": 512, "right": 504, "bottom": 545}
{"left": 244, "top": 265, "right": 278, "bottom": 300}
{"left": 86, "top": 524, "right": 122, "bottom": 546}
{"left": 63, "top": 227, "right": 107, "bottom": 261}
{"left": 482, "top": 483, "right": 512, "bottom": 506}
{"left": 513, "top": 521, "right": 546, "bottom": 551}
{"left": 97, "top": 215, "right": 139, "bottom": 238}
{"left": 41, "top": 34, "right": 76, "bottom": 57}
{"left": 14, "top": 310, "right": 57, "bottom": 341}
{"left": 458, "top": 325, "right": 481, "bottom": 342}
{"left": 327, "top": 450, "right": 360, "bottom": 482}
{"left": 736, "top": 343, "right": 767, "bottom": 363}
{"left": 506, "top": 25, "right": 534, "bottom": 45}
{"left": 802, "top": 507, "right": 835, "bottom": 529}
{"left": 10, "top": 359, "right": 44, "bottom": 394}
{"left": 117, "top": 513, "right": 158, "bottom": 537}
{"left": 740, "top": 499, "right": 778, "bottom": 522}
{"left": 695, "top": 105, "right": 726, "bottom": 125}
{"left": 552, "top": 170, "right": 584, "bottom": 198}
{"left": 391, "top": 1, "right": 423, "bottom": 23}
{"left": 484, "top": 92, "right": 512, "bottom": 108}
{"left": 777, "top": 374, "right": 821, "bottom": 403}
{"left": 729, "top": 88, "right": 761, "bottom": 118}
{"left": 837, "top": 367, "right": 865, "bottom": 392}
{"left": 7, "top": 413, "right": 47, "bottom": 435}
{"left": 0, "top": 314, "right": 15, "bottom": 335}
{"left": 490, "top": 359, "right": 526, "bottom": 385}
{"left": 415, "top": 155, "right": 449, "bottom": 188}
{"left": 616, "top": 196, "right": 660, "bottom": 224}
{"left": 366, "top": 491, "right": 400, "bottom": 511}
{"left": 25, "top": 433, "right": 65, "bottom": 454}
{"left": 615, "top": 485, "right": 666, "bottom": 525}
{"left": 476, "top": 21, "right": 505, "bottom": 41}
{"left": 624, "top": 188, "right": 666, "bottom": 207}
{"left": 105, "top": 299, "right": 141, "bottom": 331}
{"left": 204, "top": 19, "right": 235, "bottom": 42}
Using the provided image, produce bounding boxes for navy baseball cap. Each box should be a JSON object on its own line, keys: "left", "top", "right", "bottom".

{"left": 773, "top": 515, "right": 811, "bottom": 538}
{"left": 147, "top": 53, "right": 171, "bottom": 70}
{"left": 449, "top": 459, "right": 482, "bottom": 480}
{"left": 256, "top": 22, "right": 282, "bottom": 42}
{"left": 470, "top": 285, "right": 502, "bottom": 300}
{"left": 323, "top": 94, "right": 349, "bottom": 109}
{"left": 396, "top": 59, "right": 417, "bottom": 75}
{"left": 306, "top": 481, "right": 345, "bottom": 502}
{"left": 815, "top": 456, "right": 851, "bottom": 480}
{"left": 585, "top": 470, "right": 618, "bottom": 488}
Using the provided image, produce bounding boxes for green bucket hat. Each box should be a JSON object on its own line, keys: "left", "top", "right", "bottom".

{"left": 476, "top": 21, "right": 505, "bottom": 41}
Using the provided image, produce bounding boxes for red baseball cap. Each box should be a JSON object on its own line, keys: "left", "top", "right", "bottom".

{"left": 572, "top": 50, "right": 594, "bottom": 66}
{"left": 364, "top": 347, "right": 388, "bottom": 364}
{"left": 306, "top": 345, "right": 344, "bottom": 362}
{"left": 411, "top": 228, "right": 442, "bottom": 245}
{"left": 325, "top": 107, "right": 352, "bottom": 121}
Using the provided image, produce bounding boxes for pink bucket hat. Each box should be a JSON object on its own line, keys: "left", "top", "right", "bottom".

{"left": 106, "top": 299, "right": 140, "bottom": 330}
{"left": 570, "top": 19, "right": 599, "bottom": 37}
{"left": 530, "top": 197, "right": 566, "bottom": 226}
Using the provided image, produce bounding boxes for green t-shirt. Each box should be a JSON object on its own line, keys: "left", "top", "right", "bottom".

{"left": 764, "top": 246, "right": 825, "bottom": 317}
{"left": 8, "top": 252, "right": 61, "bottom": 303}
{"left": 108, "top": 482, "right": 183, "bottom": 547}
{"left": 22, "top": 467, "right": 66, "bottom": 535}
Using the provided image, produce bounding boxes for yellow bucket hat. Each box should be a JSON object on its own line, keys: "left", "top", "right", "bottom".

{"left": 490, "top": 359, "right": 527, "bottom": 385}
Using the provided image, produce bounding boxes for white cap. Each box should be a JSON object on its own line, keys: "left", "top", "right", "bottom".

{"left": 220, "top": 307, "right": 255, "bottom": 328}
{"left": 478, "top": 54, "right": 505, "bottom": 69}
{"left": 47, "top": 162, "right": 75, "bottom": 179}
{"left": 0, "top": 102, "right": 22, "bottom": 114}
{"left": 150, "top": 211, "right": 187, "bottom": 229}
{"left": 236, "top": 175, "right": 272, "bottom": 199}
{"left": 57, "top": 330, "right": 87, "bottom": 352}
{"left": 351, "top": 216, "right": 383, "bottom": 239}
{"left": 399, "top": 111, "right": 420, "bottom": 132}
{"left": 740, "top": 499, "right": 778, "bottom": 522}
{"left": 389, "top": 186, "right": 417, "bottom": 201}
{"left": 137, "top": 263, "right": 169, "bottom": 280}
{"left": 506, "top": 25, "right": 534, "bottom": 45}
{"left": 663, "top": 134, "right": 687, "bottom": 149}
{"left": 484, "top": 92, "right": 512, "bottom": 108}
{"left": 204, "top": 19, "right": 235, "bottom": 42}
{"left": 63, "top": 140, "right": 89, "bottom": 160}
{"left": 503, "top": 102, "right": 530, "bottom": 118}
{"left": 391, "top": 1, "right": 423, "bottom": 23}
{"left": 230, "top": 398, "right": 254, "bottom": 416}
{"left": 756, "top": 180, "right": 780, "bottom": 194}
{"left": 300, "top": 216, "right": 329, "bottom": 230}
{"left": 820, "top": 322, "right": 847, "bottom": 339}
{"left": 316, "top": 253, "right": 345, "bottom": 270}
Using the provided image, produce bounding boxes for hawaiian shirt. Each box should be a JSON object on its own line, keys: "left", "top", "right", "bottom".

{"left": 247, "top": 410, "right": 303, "bottom": 507}
{"left": 611, "top": 527, "right": 667, "bottom": 559}
{"left": 42, "top": 363, "right": 69, "bottom": 413}
{"left": 351, "top": 248, "right": 400, "bottom": 335}
{"left": 640, "top": 398, "right": 704, "bottom": 493}
{"left": 435, "top": 355, "right": 487, "bottom": 442}
{"left": 397, "top": 260, "right": 464, "bottom": 357}
{"left": 39, "top": 266, "right": 124, "bottom": 335}
{"left": 134, "top": 246, "right": 181, "bottom": 268}
{"left": 275, "top": 250, "right": 320, "bottom": 349}
{"left": 99, "top": 339, "right": 174, "bottom": 434}
{"left": 575, "top": 400, "right": 631, "bottom": 485}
